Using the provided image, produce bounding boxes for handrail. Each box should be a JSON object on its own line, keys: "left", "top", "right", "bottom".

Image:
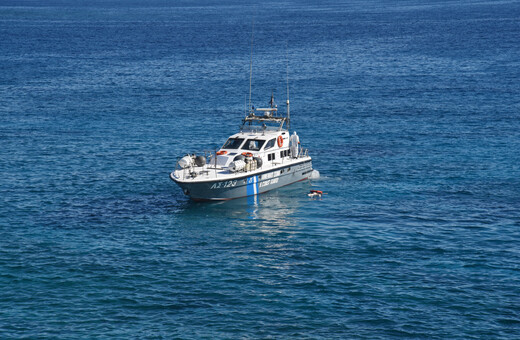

{"left": 174, "top": 148, "right": 310, "bottom": 181}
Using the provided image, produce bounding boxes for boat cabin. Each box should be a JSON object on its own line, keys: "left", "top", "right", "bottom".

{"left": 209, "top": 106, "right": 299, "bottom": 170}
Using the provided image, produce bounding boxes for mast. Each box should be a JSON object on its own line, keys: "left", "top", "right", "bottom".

{"left": 286, "top": 43, "right": 290, "bottom": 129}
{"left": 248, "top": 20, "right": 254, "bottom": 114}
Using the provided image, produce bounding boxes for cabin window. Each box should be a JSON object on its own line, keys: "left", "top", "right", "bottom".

{"left": 264, "top": 138, "right": 276, "bottom": 150}
{"left": 268, "top": 153, "right": 276, "bottom": 161}
{"left": 222, "top": 138, "right": 244, "bottom": 149}
{"left": 242, "top": 139, "right": 266, "bottom": 151}
{"left": 280, "top": 150, "right": 289, "bottom": 158}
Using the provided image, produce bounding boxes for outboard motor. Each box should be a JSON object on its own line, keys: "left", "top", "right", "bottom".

{"left": 178, "top": 155, "right": 193, "bottom": 169}
{"left": 233, "top": 154, "right": 246, "bottom": 162}
{"left": 229, "top": 160, "right": 245, "bottom": 172}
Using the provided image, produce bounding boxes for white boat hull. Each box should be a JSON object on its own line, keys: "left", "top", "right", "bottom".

{"left": 171, "top": 159, "right": 313, "bottom": 201}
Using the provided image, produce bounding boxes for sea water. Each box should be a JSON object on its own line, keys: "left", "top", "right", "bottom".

{"left": 1, "top": 0, "right": 519, "bottom": 338}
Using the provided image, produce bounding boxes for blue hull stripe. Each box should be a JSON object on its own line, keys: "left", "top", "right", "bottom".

{"left": 246, "top": 176, "right": 259, "bottom": 196}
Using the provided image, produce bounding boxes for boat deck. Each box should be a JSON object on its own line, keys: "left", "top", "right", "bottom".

{"left": 172, "top": 153, "right": 311, "bottom": 183}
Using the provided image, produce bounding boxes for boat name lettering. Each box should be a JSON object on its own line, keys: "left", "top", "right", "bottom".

{"left": 259, "top": 178, "right": 279, "bottom": 188}
{"left": 210, "top": 180, "right": 237, "bottom": 189}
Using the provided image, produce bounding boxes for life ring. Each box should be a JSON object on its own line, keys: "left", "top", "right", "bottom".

{"left": 241, "top": 152, "right": 253, "bottom": 157}
{"left": 277, "top": 135, "right": 283, "bottom": 147}
{"left": 216, "top": 150, "right": 228, "bottom": 155}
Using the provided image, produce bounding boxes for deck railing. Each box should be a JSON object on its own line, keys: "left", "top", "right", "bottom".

{"left": 174, "top": 148, "right": 310, "bottom": 180}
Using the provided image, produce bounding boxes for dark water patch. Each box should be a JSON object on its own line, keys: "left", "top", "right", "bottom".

{"left": 2, "top": 0, "right": 520, "bottom": 338}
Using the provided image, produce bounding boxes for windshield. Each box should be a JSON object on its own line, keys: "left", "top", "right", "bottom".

{"left": 242, "top": 139, "right": 266, "bottom": 151}
{"left": 264, "top": 138, "right": 276, "bottom": 150}
{"left": 222, "top": 138, "right": 244, "bottom": 149}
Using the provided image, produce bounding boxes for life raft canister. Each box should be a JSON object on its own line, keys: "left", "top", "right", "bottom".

{"left": 277, "top": 135, "right": 283, "bottom": 147}
{"left": 216, "top": 150, "right": 228, "bottom": 155}
{"left": 241, "top": 152, "right": 253, "bottom": 157}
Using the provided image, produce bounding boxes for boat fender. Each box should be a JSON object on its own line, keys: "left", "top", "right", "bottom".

{"left": 277, "top": 135, "right": 283, "bottom": 147}
{"left": 254, "top": 157, "right": 263, "bottom": 168}
{"left": 194, "top": 155, "right": 206, "bottom": 167}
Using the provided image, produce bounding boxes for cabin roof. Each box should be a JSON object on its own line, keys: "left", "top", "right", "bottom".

{"left": 229, "top": 129, "right": 287, "bottom": 140}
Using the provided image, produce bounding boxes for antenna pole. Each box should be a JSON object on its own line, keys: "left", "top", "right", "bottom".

{"left": 286, "top": 42, "right": 290, "bottom": 130}
{"left": 248, "top": 20, "right": 254, "bottom": 114}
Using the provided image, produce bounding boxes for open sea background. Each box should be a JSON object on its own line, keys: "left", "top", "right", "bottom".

{"left": 1, "top": 0, "right": 520, "bottom": 338}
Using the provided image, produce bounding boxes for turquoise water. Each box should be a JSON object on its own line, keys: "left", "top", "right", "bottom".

{"left": 1, "top": 1, "right": 520, "bottom": 338}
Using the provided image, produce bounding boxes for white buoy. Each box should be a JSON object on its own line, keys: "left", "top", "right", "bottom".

{"left": 310, "top": 170, "right": 320, "bottom": 179}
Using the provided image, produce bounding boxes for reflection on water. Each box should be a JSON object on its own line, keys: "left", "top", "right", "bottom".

{"left": 176, "top": 181, "right": 312, "bottom": 230}
{"left": 246, "top": 193, "right": 259, "bottom": 217}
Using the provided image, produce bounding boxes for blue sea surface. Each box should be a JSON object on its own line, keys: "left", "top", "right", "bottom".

{"left": 1, "top": 0, "right": 520, "bottom": 338}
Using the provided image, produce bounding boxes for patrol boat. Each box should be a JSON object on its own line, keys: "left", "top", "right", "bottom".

{"left": 170, "top": 94, "right": 313, "bottom": 201}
